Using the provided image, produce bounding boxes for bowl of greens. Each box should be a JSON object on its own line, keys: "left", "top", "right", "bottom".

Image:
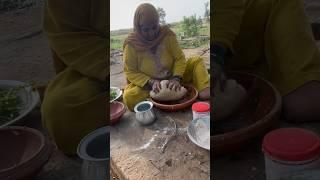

{"left": 0, "top": 80, "right": 40, "bottom": 127}
{"left": 110, "top": 87, "right": 122, "bottom": 103}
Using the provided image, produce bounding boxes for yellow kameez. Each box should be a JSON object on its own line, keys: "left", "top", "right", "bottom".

{"left": 123, "top": 34, "right": 209, "bottom": 111}
{"left": 212, "top": 0, "right": 320, "bottom": 95}
{"left": 41, "top": 0, "right": 107, "bottom": 155}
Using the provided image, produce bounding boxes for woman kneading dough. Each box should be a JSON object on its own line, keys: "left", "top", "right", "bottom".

{"left": 123, "top": 3, "right": 210, "bottom": 111}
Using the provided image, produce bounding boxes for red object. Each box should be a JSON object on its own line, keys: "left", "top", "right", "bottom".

{"left": 150, "top": 85, "right": 198, "bottom": 112}
{"left": 192, "top": 102, "right": 210, "bottom": 112}
{"left": 110, "top": 101, "right": 126, "bottom": 125}
{"left": 262, "top": 128, "right": 320, "bottom": 162}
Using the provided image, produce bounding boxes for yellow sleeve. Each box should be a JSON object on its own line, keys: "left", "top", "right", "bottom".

{"left": 43, "top": 0, "right": 107, "bottom": 81}
{"left": 123, "top": 44, "right": 151, "bottom": 87}
{"left": 168, "top": 35, "right": 186, "bottom": 77}
{"left": 212, "top": 0, "right": 246, "bottom": 51}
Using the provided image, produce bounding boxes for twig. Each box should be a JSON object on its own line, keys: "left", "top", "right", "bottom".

{"left": 199, "top": 48, "right": 210, "bottom": 57}
{"left": 160, "top": 116, "right": 177, "bottom": 153}
{"left": 149, "top": 160, "right": 161, "bottom": 172}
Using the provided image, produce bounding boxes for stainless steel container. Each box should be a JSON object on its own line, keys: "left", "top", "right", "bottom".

{"left": 134, "top": 101, "right": 156, "bottom": 125}
{"left": 77, "top": 126, "right": 109, "bottom": 180}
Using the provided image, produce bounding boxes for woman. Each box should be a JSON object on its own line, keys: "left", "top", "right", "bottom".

{"left": 212, "top": 0, "right": 320, "bottom": 122}
{"left": 41, "top": 0, "right": 107, "bottom": 155}
{"left": 123, "top": 3, "right": 210, "bottom": 111}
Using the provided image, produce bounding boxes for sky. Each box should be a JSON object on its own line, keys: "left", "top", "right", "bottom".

{"left": 110, "top": 0, "right": 209, "bottom": 31}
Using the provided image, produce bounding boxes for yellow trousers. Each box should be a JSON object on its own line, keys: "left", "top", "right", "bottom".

{"left": 123, "top": 56, "right": 210, "bottom": 111}
{"left": 41, "top": 69, "right": 107, "bottom": 155}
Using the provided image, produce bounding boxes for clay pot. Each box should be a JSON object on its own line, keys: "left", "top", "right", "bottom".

{"left": 213, "top": 72, "right": 282, "bottom": 155}
{"left": 150, "top": 85, "right": 198, "bottom": 111}
{"left": 0, "top": 126, "right": 52, "bottom": 180}
{"left": 110, "top": 101, "right": 126, "bottom": 125}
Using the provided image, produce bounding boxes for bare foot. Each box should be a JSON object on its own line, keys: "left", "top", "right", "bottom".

{"left": 283, "top": 81, "right": 320, "bottom": 122}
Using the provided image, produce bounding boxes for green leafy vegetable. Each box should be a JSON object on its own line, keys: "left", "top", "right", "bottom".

{"left": 0, "top": 85, "right": 27, "bottom": 124}
{"left": 110, "top": 89, "right": 117, "bottom": 101}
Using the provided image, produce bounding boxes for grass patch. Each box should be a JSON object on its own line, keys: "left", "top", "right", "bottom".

{"left": 110, "top": 21, "right": 210, "bottom": 51}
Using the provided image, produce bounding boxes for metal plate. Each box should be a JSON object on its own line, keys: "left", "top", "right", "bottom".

{"left": 110, "top": 86, "right": 122, "bottom": 103}
{"left": 0, "top": 80, "right": 40, "bottom": 127}
{"left": 187, "top": 116, "right": 210, "bottom": 150}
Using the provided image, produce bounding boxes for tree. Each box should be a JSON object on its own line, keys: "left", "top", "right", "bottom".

{"left": 197, "top": 15, "right": 203, "bottom": 28}
{"left": 204, "top": 2, "right": 210, "bottom": 23}
{"left": 157, "top": 7, "right": 166, "bottom": 25}
{"left": 181, "top": 15, "right": 200, "bottom": 37}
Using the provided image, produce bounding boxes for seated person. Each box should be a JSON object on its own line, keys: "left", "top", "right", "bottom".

{"left": 123, "top": 3, "right": 210, "bottom": 111}
{"left": 212, "top": 0, "right": 320, "bottom": 122}
{"left": 41, "top": 0, "right": 107, "bottom": 155}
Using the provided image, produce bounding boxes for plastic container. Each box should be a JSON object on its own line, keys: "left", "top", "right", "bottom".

{"left": 280, "top": 169, "right": 320, "bottom": 180}
{"left": 262, "top": 128, "right": 320, "bottom": 180}
{"left": 192, "top": 102, "right": 210, "bottom": 120}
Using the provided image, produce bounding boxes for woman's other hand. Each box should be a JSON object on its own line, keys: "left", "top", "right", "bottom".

{"left": 213, "top": 61, "right": 227, "bottom": 92}
{"left": 148, "top": 79, "right": 162, "bottom": 93}
{"left": 168, "top": 77, "right": 181, "bottom": 91}
{"left": 212, "top": 43, "right": 227, "bottom": 92}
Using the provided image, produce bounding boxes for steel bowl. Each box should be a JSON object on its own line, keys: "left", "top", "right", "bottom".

{"left": 77, "top": 126, "right": 110, "bottom": 180}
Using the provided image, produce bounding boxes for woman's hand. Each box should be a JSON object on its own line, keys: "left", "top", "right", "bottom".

{"left": 168, "top": 78, "right": 181, "bottom": 91}
{"left": 212, "top": 43, "right": 227, "bottom": 92}
{"left": 148, "top": 79, "right": 161, "bottom": 93}
{"left": 213, "top": 61, "right": 226, "bottom": 92}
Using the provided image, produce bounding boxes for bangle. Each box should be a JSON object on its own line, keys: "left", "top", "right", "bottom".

{"left": 171, "top": 76, "right": 182, "bottom": 82}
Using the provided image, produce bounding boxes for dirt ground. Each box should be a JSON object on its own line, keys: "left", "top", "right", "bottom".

{"left": 111, "top": 169, "right": 120, "bottom": 180}
{"left": 110, "top": 110, "right": 210, "bottom": 180}
{"left": 0, "top": 6, "right": 55, "bottom": 85}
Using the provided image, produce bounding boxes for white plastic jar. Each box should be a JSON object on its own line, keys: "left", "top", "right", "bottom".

{"left": 262, "top": 128, "right": 320, "bottom": 180}
{"left": 191, "top": 102, "right": 210, "bottom": 120}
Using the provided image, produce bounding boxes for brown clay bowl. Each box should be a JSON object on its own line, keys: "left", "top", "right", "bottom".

{"left": 0, "top": 126, "right": 52, "bottom": 180}
{"left": 150, "top": 85, "right": 198, "bottom": 112}
{"left": 110, "top": 101, "right": 126, "bottom": 125}
{"left": 213, "top": 72, "right": 282, "bottom": 155}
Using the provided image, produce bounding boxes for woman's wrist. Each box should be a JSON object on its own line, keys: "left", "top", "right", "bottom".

{"left": 171, "top": 76, "right": 182, "bottom": 83}
{"left": 211, "top": 42, "right": 227, "bottom": 66}
{"left": 148, "top": 79, "right": 155, "bottom": 87}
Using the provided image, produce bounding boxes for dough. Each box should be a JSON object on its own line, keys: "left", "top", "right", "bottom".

{"left": 150, "top": 80, "right": 187, "bottom": 101}
{"left": 213, "top": 79, "right": 247, "bottom": 121}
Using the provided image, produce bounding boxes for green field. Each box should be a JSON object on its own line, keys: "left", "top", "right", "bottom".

{"left": 110, "top": 21, "right": 210, "bottom": 51}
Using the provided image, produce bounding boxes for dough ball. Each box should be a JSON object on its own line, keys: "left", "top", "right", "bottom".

{"left": 213, "top": 79, "right": 247, "bottom": 121}
{"left": 150, "top": 80, "right": 187, "bottom": 101}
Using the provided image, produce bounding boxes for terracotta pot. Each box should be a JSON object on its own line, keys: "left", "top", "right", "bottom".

{"left": 150, "top": 85, "right": 198, "bottom": 112}
{"left": 110, "top": 101, "right": 126, "bottom": 125}
{"left": 0, "top": 126, "right": 52, "bottom": 180}
{"left": 213, "top": 72, "right": 282, "bottom": 155}
{"left": 34, "top": 85, "right": 46, "bottom": 102}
